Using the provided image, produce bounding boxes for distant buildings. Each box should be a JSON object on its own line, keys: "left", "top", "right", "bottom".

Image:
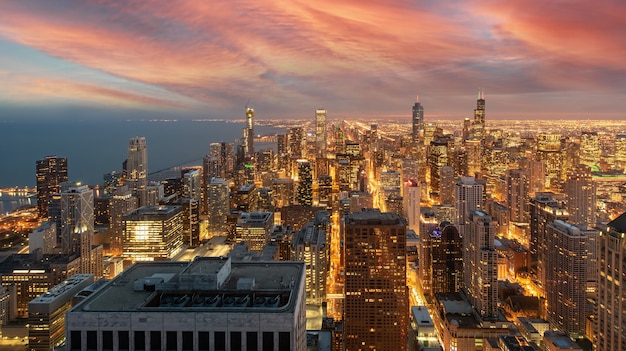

{"left": 36, "top": 155, "right": 68, "bottom": 218}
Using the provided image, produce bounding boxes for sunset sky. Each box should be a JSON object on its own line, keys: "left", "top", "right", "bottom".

{"left": 1, "top": 0, "right": 625, "bottom": 120}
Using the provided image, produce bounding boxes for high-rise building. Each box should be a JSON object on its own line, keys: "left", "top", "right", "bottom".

{"left": 207, "top": 178, "right": 230, "bottom": 235}
{"left": 315, "top": 108, "right": 327, "bottom": 157}
{"left": 579, "top": 131, "right": 601, "bottom": 167}
{"left": 403, "top": 179, "right": 420, "bottom": 234}
{"left": 506, "top": 169, "right": 530, "bottom": 224}
{"left": 545, "top": 220, "right": 589, "bottom": 336}
{"left": 412, "top": 94, "right": 424, "bottom": 142}
{"left": 537, "top": 134, "right": 563, "bottom": 191}
{"left": 235, "top": 212, "right": 274, "bottom": 251}
{"left": 291, "top": 221, "right": 328, "bottom": 305}
{"left": 60, "top": 182, "right": 94, "bottom": 274}
{"left": 289, "top": 127, "right": 306, "bottom": 160}
{"left": 109, "top": 186, "right": 138, "bottom": 256}
{"left": 565, "top": 164, "right": 596, "bottom": 229}
{"left": 440, "top": 166, "right": 455, "bottom": 205}
{"left": 126, "top": 136, "right": 148, "bottom": 206}
{"left": 429, "top": 138, "right": 449, "bottom": 199}
{"left": 181, "top": 168, "right": 202, "bottom": 201}
{"left": 36, "top": 155, "right": 68, "bottom": 218}
{"left": 430, "top": 222, "right": 463, "bottom": 295}
{"left": 615, "top": 134, "right": 626, "bottom": 172}
{"left": 464, "top": 138, "right": 482, "bottom": 177}
{"left": 454, "top": 176, "right": 484, "bottom": 235}
{"left": 244, "top": 106, "right": 255, "bottom": 157}
{"left": 296, "top": 160, "right": 313, "bottom": 206}
{"left": 343, "top": 210, "right": 408, "bottom": 351}
{"left": 28, "top": 274, "right": 94, "bottom": 351}
{"left": 29, "top": 221, "right": 57, "bottom": 255}
{"left": 463, "top": 210, "right": 498, "bottom": 320}
{"left": 472, "top": 89, "right": 486, "bottom": 140}
{"left": 596, "top": 212, "right": 626, "bottom": 351}
{"left": 65, "top": 258, "right": 307, "bottom": 351}
{"left": 122, "top": 205, "right": 184, "bottom": 262}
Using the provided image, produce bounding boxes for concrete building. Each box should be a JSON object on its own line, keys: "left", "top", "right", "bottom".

{"left": 60, "top": 182, "right": 94, "bottom": 275}
{"left": 28, "top": 274, "right": 94, "bottom": 351}
{"left": 29, "top": 221, "right": 57, "bottom": 256}
{"left": 65, "top": 257, "right": 306, "bottom": 351}
{"left": 343, "top": 210, "right": 408, "bottom": 351}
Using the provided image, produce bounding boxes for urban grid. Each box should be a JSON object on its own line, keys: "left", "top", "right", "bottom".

{"left": 1, "top": 93, "right": 625, "bottom": 351}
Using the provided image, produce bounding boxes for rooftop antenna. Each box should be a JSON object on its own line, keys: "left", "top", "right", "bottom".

{"left": 245, "top": 98, "right": 251, "bottom": 108}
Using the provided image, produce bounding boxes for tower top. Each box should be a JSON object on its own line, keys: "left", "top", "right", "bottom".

{"left": 478, "top": 88, "right": 485, "bottom": 100}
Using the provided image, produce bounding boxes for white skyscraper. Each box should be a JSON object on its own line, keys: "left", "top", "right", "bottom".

{"left": 454, "top": 176, "right": 483, "bottom": 235}
{"left": 403, "top": 179, "right": 420, "bottom": 234}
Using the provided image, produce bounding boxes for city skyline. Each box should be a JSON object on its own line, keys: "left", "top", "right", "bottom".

{"left": 1, "top": 1, "right": 626, "bottom": 120}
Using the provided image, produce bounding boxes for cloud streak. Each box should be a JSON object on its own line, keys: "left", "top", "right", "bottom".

{"left": 0, "top": 0, "right": 625, "bottom": 119}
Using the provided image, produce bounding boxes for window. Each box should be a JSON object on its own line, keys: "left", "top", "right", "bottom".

{"left": 70, "top": 331, "right": 81, "bottom": 351}
{"left": 278, "top": 332, "right": 290, "bottom": 351}
{"left": 182, "top": 331, "right": 193, "bottom": 351}
{"left": 246, "top": 332, "right": 258, "bottom": 351}
{"left": 86, "top": 331, "right": 97, "bottom": 351}
{"left": 102, "top": 331, "right": 113, "bottom": 350}
{"left": 134, "top": 331, "right": 145, "bottom": 350}
{"left": 231, "top": 331, "right": 242, "bottom": 351}
{"left": 150, "top": 331, "right": 161, "bottom": 350}
{"left": 118, "top": 331, "right": 129, "bottom": 351}
{"left": 262, "top": 332, "right": 273, "bottom": 351}
{"left": 215, "top": 331, "right": 226, "bottom": 351}
{"left": 198, "top": 332, "right": 210, "bottom": 351}
{"left": 166, "top": 331, "right": 177, "bottom": 351}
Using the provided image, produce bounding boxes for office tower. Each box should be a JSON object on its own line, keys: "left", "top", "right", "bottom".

{"left": 126, "top": 136, "right": 148, "bottom": 206}
{"left": 462, "top": 117, "right": 471, "bottom": 140}
{"left": 430, "top": 222, "right": 463, "bottom": 294}
{"left": 318, "top": 174, "right": 333, "bottom": 208}
{"left": 464, "top": 138, "right": 482, "bottom": 177}
{"left": 472, "top": 89, "right": 486, "bottom": 140}
{"left": 529, "top": 193, "right": 568, "bottom": 290}
{"left": 160, "top": 197, "right": 200, "bottom": 248}
{"left": 122, "top": 205, "right": 184, "bottom": 262}
{"left": 429, "top": 138, "right": 449, "bottom": 199}
{"left": 109, "top": 186, "right": 138, "bottom": 256}
{"left": 565, "top": 164, "right": 596, "bottom": 228}
{"left": 236, "top": 212, "right": 274, "bottom": 251}
{"left": 615, "top": 134, "right": 626, "bottom": 171}
{"left": 296, "top": 160, "right": 313, "bottom": 206}
{"left": 289, "top": 127, "right": 306, "bottom": 159}
{"left": 579, "top": 131, "right": 600, "bottom": 167}
{"left": 440, "top": 166, "right": 455, "bottom": 205}
{"left": 506, "top": 169, "right": 530, "bottom": 224}
{"left": 537, "top": 133, "right": 563, "bottom": 191}
{"left": 181, "top": 168, "right": 201, "bottom": 201}
{"left": 36, "top": 155, "right": 68, "bottom": 218}
{"left": 545, "top": 220, "right": 589, "bottom": 336}
{"left": 344, "top": 210, "right": 408, "bottom": 351}
{"left": 463, "top": 210, "right": 498, "bottom": 320}
{"left": 596, "top": 212, "right": 626, "bottom": 351}
{"left": 423, "top": 123, "right": 440, "bottom": 148}
{"left": 412, "top": 94, "right": 424, "bottom": 142}
{"left": 207, "top": 178, "right": 230, "bottom": 235}
{"left": 315, "top": 108, "right": 327, "bottom": 157}
{"left": 145, "top": 181, "right": 164, "bottom": 206}
{"left": 519, "top": 157, "right": 545, "bottom": 197}
{"left": 65, "top": 258, "right": 307, "bottom": 351}
{"left": 291, "top": 222, "right": 328, "bottom": 305}
{"left": 272, "top": 178, "right": 295, "bottom": 208}
{"left": 403, "top": 179, "right": 420, "bottom": 234}
{"left": 60, "top": 182, "right": 94, "bottom": 274}
{"left": 29, "top": 221, "right": 57, "bottom": 255}
{"left": 243, "top": 106, "right": 255, "bottom": 157}
{"left": 454, "top": 176, "right": 484, "bottom": 234}
{"left": 28, "top": 274, "right": 94, "bottom": 351}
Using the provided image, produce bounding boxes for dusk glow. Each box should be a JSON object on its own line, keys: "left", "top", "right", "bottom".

{"left": 1, "top": 0, "right": 626, "bottom": 119}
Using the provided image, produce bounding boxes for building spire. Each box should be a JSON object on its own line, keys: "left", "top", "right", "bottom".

{"left": 479, "top": 88, "right": 485, "bottom": 100}
{"left": 416, "top": 91, "right": 419, "bottom": 103}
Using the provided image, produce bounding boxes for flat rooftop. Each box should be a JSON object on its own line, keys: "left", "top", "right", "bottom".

{"left": 70, "top": 257, "right": 304, "bottom": 314}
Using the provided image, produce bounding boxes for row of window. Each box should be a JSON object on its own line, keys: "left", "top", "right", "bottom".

{"left": 69, "top": 330, "right": 291, "bottom": 351}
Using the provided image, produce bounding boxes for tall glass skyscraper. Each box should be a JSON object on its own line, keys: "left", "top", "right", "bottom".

{"left": 36, "top": 156, "right": 68, "bottom": 218}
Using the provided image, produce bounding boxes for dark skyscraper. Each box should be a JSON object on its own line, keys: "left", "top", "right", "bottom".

{"left": 472, "top": 89, "right": 486, "bottom": 139}
{"left": 36, "top": 156, "right": 68, "bottom": 218}
{"left": 412, "top": 94, "right": 424, "bottom": 142}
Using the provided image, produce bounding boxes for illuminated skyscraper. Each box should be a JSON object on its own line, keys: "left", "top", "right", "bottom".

{"left": 315, "top": 108, "right": 327, "bottom": 157}
{"left": 403, "top": 179, "right": 420, "bottom": 234}
{"left": 472, "top": 89, "right": 486, "bottom": 140}
{"left": 565, "top": 164, "right": 596, "bottom": 228}
{"left": 36, "top": 156, "right": 68, "bottom": 218}
{"left": 291, "top": 221, "right": 328, "bottom": 305}
{"left": 207, "top": 178, "right": 230, "bottom": 235}
{"left": 463, "top": 210, "right": 498, "bottom": 320}
{"left": 344, "top": 210, "right": 408, "bottom": 351}
{"left": 579, "top": 131, "right": 601, "bottom": 167}
{"left": 454, "top": 176, "right": 484, "bottom": 234}
{"left": 430, "top": 222, "right": 462, "bottom": 294}
{"left": 296, "top": 160, "right": 313, "bottom": 206}
{"left": 109, "top": 186, "right": 138, "bottom": 256}
{"left": 126, "top": 136, "right": 148, "bottom": 206}
{"left": 243, "top": 106, "right": 255, "bottom": 157}
{"left": 596, "top": 212, "right": 626, "bottom": 351}
{"left": 537, "top": 133, "right": 563, "bottom": 191}
{"left": 60, "top": 182, "right": 94, "bottom": 274}
{"left": 289, "top": 127, "right": 306, "bottom": 160}
{"left": 235, "top": 212, "right": 274, "bottom": 251}
{"left": 545, "top": 220, "right": 589, "bottom": 336}
{"left": 122, "top": 205, "right": 184, "bottom": 262}
{"left": 412, "top": 94, "right": 424, "bottom": 142}
{"left": 506, "top": 169, "right": 530, "bottom": 224}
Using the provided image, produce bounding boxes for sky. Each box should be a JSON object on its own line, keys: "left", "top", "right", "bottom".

{"left": 1, "top": 0, "right": 626, "bottom": 120}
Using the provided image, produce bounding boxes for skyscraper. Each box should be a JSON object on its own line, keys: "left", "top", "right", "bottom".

{"left": 207, "top": 178, "right": 230, "bottom": 235}
{"left": 126, "top": 136, "right": 148, "bottom": 206}
{"left": 506, "top": 169, "right": 530, "bottom": 224}
{"left": 463, "top": 210, "right": 498, "bottom": 320}
{"left": 243, "top": 106, "right": 255, "bottom": 157}
{"left": 565, "top": 164, "right": 596, "bottom": 229}
{"left": 596, "top": 212, "right": 626, "bottom": 351}
{"left": 60, "top": 182, "right": 94, "bottom": 274}
{"left": 344, "top": 210, "right": 408, "bottom": 351}
{"left": 296, "top": 160, "right": 312, "bottom": 206}
{"left": 472, "top": 89, "right": 486, "bottom": 139}
{"left": 430, "top": 222, "right": 463, "bottom": 294}
{"left": 579, "top": 131, "right": 601, "bottom": 167}
{"left": 315, "top": 108, "right": 327, "bottom": 157}
{"left": 36, "top": 156, "right": 68, "bottom": 218}
{"left": 545, "top": 220, "right": 589, "bottom": 336}
{"left": 412, "top": 94, "right": 424, "bottom": 142}
{"left": 109, "top": 186, "right": 137, "bottom": 256}
{"left": 122, "top": 205, "right": 184, "bottom": 262}
{"left": 454, "top": 176, "right": 484, "bottom": 234}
